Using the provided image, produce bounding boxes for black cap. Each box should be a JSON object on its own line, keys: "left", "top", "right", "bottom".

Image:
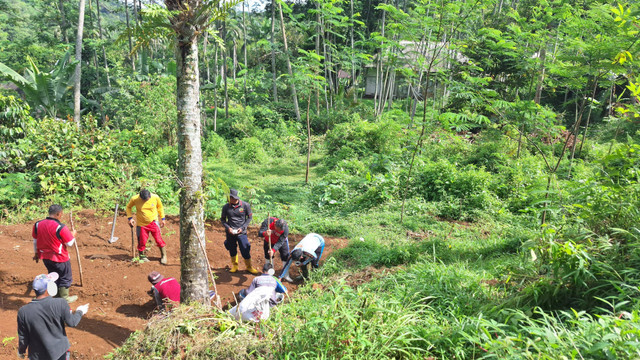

{"left": 229, "top": 189, "right": 239, "bottom": 200}
{"left": 290, "top": 248, "right": 303, "bottom": 261}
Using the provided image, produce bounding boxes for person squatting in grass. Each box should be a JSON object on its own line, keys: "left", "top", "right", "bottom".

{"left": 258, "top": 216, "right": 293, "bottom": 282}
{"left": 279, "top": 233, "right": 325, "bottom": 282}
{"left": 238, "top": 262, "right": 287, "bottom": 306}
{"left": 220, "top": 188, "right": 259, "bottom": 274}
{"left": 147, "top": 271, "right": 180, "bottom": 311}
{"left": 126, "top": 189, "right": 168, "bottom": 264}
{"left": 17, "top": 272, "right": 89, "bottom": 360}
{"left": 32, "top": 204, "right": 79, "bottom": 303}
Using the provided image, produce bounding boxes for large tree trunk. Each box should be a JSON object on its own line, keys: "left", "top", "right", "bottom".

{"left": 165, "top": 0, "right": 208, "bottom": 304}
{"left": 73, "top": 0, "right": 86, "bottom": 128}
{"left": 278, "top": 0, "right": 301, "bottom": 122}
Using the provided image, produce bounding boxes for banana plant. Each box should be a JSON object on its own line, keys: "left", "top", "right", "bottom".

{"left": 0, "top": 50, "right": 77, "bottom": 119}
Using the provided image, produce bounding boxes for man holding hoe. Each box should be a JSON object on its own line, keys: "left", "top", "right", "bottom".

{"left": 126, "top": 189, "right": 168, "bottom": 264}
{"left": 258, "top": 216, "right": 292, "bottom": 282}
{"left": 32, "top": 204, "right": 79, "bottom": 303}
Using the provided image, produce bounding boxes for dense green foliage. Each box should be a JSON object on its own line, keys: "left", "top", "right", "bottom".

{"left": 3, "top": 0, "right": 640, "bottom": 358}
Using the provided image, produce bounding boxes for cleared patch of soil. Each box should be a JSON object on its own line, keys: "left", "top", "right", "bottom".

{"left": 0, "top": 210, "right": 347, "bottom": 359}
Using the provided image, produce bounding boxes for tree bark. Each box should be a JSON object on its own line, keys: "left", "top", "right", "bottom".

{"left": 95, "top": 0, "right": 110, "bottom": 87}
{"left": 242, "top": 1, "right": 248, "bottom": 105}
{"left": 125, "top": 0, "right": 135, "bottom": 72}
{"left": 222, "top": 21, "right": 229, "bottom": 118}
{"left": 277, "top": 0, "right": 301, "bottom": 122}
{"left": 165, "top": 0, "right": 208, "bottom": 304}
{"left": 271, "top": 0, "right": 278, "bottom": 101}
{"left": 534, "top": 47, "right": 546, "bottom": 104}
{"left": 73, "top": 0, "right": 86, "bottom": 128}
{"left": 305, "top": 95, "right": 312, "bottom": 183}
{"left": 350, "top": 0, "right": 356, "bottom": 102}
{"left": 58, "top": 0, "right": 70, "bottom": 43}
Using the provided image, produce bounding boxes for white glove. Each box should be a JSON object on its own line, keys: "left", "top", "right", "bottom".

{"left": 76, "top": 303, "right": 90, "bottom": 316}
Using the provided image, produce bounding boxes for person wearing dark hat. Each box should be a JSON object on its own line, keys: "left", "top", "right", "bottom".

{"left": 279, "top": 233, "right": 325, "bottom": 282}
{"left": 147, "top": 271, "right": 180, "bottom": 311}
{"left": 17, "top": 273, "right": 89, "bottom": 360}
{"left": 238, "top": 263, "right": 287, "bottom": 306}
{"left": 126, "top": 189, "right": 168, "bottom": 264}
{"left": 258, "top": 217, "right": 292, "bottom": 281}
{"left": 32, "top": 204, "right": 79, "bottom": 303}
{"left": 220, "top": 189, "right": 259, "bottom": 274}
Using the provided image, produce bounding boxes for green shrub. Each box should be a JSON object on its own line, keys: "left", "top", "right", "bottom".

{"left": 232, "top": 137, "right": 268, "bottom": 164}
{"left": 102, "top": 76, "right": 177, "bottom": 146}
{"left": 0, "top": 172, "right": 34, "bottom": 210}
{"left": 324, "top": 117, "right": 403, "bottom": 166}
{"left": 203, "top": 132, "right": 229, "bottom": 159}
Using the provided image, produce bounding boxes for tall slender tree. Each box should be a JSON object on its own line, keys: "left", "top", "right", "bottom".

{"left": 277, "top": 0, "right": 301, "bottom": 122}
{"left": 73, "top": 0, "right": 86, "bottom": 127}
{"left": 164, "top": 0, "right": 235, "bottom": 303}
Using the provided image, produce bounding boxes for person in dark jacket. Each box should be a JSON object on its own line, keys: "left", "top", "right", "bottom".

{"left": 17, "top": 272, "right": 89, "bottom": 360}
{"left": 220, "top": 189, "right": 259, "bottom": 274}
{"left": 258, "top": 217, "right": 292, "bottom": 281}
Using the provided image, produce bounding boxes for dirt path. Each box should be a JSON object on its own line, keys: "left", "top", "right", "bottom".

{"left": 0, "top": 210, "right": 347, "bottom": 359}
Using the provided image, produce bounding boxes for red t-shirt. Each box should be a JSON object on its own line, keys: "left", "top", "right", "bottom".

{"left": 32, "top": 218, "right": 74, "bottom": 262}
{"left": 154, "top": 277, "right": 181, "bottom": 304}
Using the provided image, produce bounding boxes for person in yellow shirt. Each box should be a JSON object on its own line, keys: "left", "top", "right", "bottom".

{"left": 126, "top": 189, "right": 167, "bottom": 264}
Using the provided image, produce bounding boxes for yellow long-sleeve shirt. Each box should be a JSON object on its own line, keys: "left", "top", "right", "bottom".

{"left": 126, "top": 193, "right": 165, "bottom": 226}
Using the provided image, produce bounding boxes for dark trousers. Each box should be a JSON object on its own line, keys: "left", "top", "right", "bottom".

{"left": 224, "top": 233, "right": 251, "bottom": 259}
{"left": 263, "top": 239, "right": 290, "bottom": 261}
{"left": 43, "top": 259, "right": 73, "bottom": 288}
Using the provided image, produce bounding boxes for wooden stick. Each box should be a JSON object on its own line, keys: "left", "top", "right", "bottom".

{"left": 131, "top": 226, "right": 135, "bottom": 258}
{"left": 192, "top": 222, "right": 222, "bottom": 310}
{"left": 267, "top": 212, "right": 274, "bottom": 264}
{"left": 69, "top": 210, "right": 84, "bottom": 287}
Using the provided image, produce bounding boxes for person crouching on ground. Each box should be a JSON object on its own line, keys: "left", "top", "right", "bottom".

{"left": 32, "top": 204, "right": 79, "bottom": 303}
{"left": 220, "top": 188, "right": 259, "bottom": 274}
{"left": 238, "top": 263, "right": 287, "bottom": 306}
{"left": 279, "top": 233, "right": 325, "bottom": 282}
{"left": 147, "top": 271, "right": 180, "bottom": 311}
{"left": 258, "top": 217, "right": 292, "bottom": 282}
{"left": 17, "top": 272, "right": 89, "bottom": 360}
{"left": 126, "top": 189, "right": 168, "bottom": 264}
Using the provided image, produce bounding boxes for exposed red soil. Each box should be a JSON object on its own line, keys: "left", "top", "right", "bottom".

{"left": 0, "top": 210, "right": 347, "bottom": 359}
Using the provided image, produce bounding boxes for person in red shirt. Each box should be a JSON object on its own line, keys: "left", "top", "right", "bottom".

{"left": 258, "top": 217, "right": 292, "bottom": 282}
{"left": 32, "top": 205, "right": 78, "bottom": 304}
{"left": 147, "top": 271, "right": 180, "bottom": 311}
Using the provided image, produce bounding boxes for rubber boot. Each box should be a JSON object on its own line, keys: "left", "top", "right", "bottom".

{"left": 139, "top": 251, "right": 149, "bottom": 263}
{"left": 160, "top": 247, "right": 168, "bottom": 265}
{"left": 229, "top": 255, "right": 239, "bottom": 273}
{"left": 244, "top": 259, "right": 260, "bottom": 275}
{"left": 58, "top": 287, "right": 78, "bottom": 304}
